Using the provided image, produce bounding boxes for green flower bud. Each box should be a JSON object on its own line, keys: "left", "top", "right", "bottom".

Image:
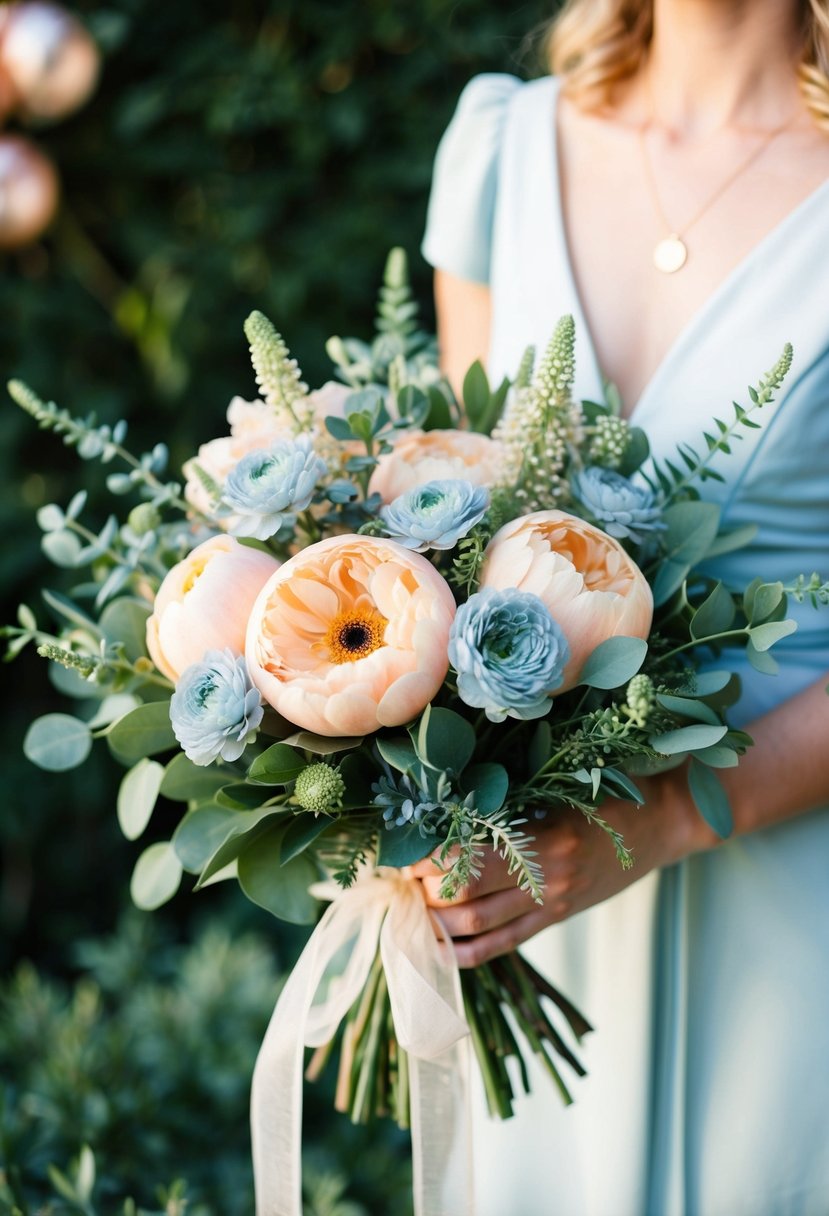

{"left": 128, "top": 502, "right": 161, "bottom": 535}
{"left": 293, "top": 763, "right": 345, "bottom": 813}
{"left": 623, "top": 673, "right": 655, "bottom": 728}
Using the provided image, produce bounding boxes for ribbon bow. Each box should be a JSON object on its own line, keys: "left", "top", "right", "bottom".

{"left": 251, "top": 867, "right": 474, "bottom": 1216}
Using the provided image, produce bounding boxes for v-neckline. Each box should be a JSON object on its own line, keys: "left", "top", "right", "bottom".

{"left": 544, "top": 76, "right": 829, "bottom": 423}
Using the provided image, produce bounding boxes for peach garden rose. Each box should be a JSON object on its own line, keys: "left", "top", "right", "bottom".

{"left": 481, "top": 509, "right": 653, "bottom": 692}
{"left": 246, "top": 534, "right": 456, "bottom": 736}
{"left": 368, "top": 429, "right": 507, "bottom": 503}
{"left": 146, "top": 534, "right": 280, "bottom": 682}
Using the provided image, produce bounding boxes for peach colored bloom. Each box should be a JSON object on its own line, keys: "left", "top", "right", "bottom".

{"left": 246, "top": 535, "right": 456, "bottom": 736}
{"left": 481, "top": 510, "right": 653, "bottom": 692}
{"left": 146, "top": 535, "right": 280, "bottom": 682}
{"left": 368, "top": 429, "right": 507, "bottom": 503}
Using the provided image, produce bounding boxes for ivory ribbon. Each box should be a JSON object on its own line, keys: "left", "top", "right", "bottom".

{"left": 251, "top": 867, "right": 474, "bottom": 1216}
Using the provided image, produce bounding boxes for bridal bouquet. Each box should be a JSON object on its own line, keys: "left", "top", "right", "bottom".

{"left": 7, "top": 251, "right": 825, "bottom": 1214}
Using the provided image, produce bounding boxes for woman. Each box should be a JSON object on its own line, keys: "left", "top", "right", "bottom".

{"left": 417, "top": 2, "right": 829, "bottom": 1213}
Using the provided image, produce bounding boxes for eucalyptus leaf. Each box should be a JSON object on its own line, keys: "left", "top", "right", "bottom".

{"left": 579, "top": 636, "right": 647, "bottom": 689}
{"left": 130, "top": 841, "right": 183, "bottom": 910}
{"left": 649, "top": 723, "right": 728, "bottom": 756}
{"left": 655, "top": 694, "right": 721, "bottom": 726}
{"left": 279, "top": 731, "right": 363, "bottom": 755}
{"left": 117, "top": 758, "right": 164, "bottom": 840}
{"left": 107, "top": 701, "right": 177, "bottom": 765}
{"left": 281, "top": 812, "right": 330, "bottom": 862}
{"left": 376, "top": 736, "right": 417, "bottom": 774}
{"left": 746, "top": 640, "right": 779, "bottom": 674}
{"left": 237, "top": 825, "right": 320, "bottom": 923}
{"left": 24, "top": 714, "right": 92, "bottom": 772}
{"left": 86, "top": 693, "right": 140, "bottom": 729}
{"left": 216, "top": 782, "right": 272, "bottom": 810}
{"left": 376, "top": 822, "right": 435, "bottom": 868}
{"left": 748, "top": 619, "right": 797, "bottom": 652}
{"left": 688, "top": 671, "right": 733, "bottom": 697}
{"left": 160, "top": 752, "right": 229, "bottom": 802}
{"left": 749, "top": 581, "right": 785, "bottom": 623}
{"left": 194, "top": 806, "right": 283, "bottom": 887}
{"left": 172, "top": 804, "right": 240, "bottom": 873}
{"left": 692, "top": 744, "right": 740, "bottom": 769}
{"left": 704, "top": 523, "right": 757, "bottom": 558}
{"left": 42, "top": 530, "right": 83, "bottom": 568}
{"left": 463, "top": 763, "right": 509, "bottom": 814}
{"left": 601, "top": 767, "right": 644, "bottom": 803}
{"left": 414, "top": 705, "right": 475, "bottom": 774}
{"left": 688, "top": 758, "right": 733, "bottom": 837}
{"left": 248, "top": 743, "right": 305, "bottom": 785}
{"left": 100, "top": 597, "right": 152, "bottom": 662}
{"left": 690, "top": 582, "right": 736, "bottom": 640}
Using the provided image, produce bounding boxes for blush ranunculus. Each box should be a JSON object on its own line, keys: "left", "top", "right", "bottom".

{"left": 146, "top": 535, "right": 280, "bottom": 682}
{"left": 480, "top": 510, "right": 653, "bottom": 692}
{"left": 245, "top": 534, "right": 456, "bottom": 736}
{"left": 368, "top": 429, "right": 507, "bottom": 503}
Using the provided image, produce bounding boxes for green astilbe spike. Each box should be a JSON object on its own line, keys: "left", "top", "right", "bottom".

{"left": 37, "top": 642, "right": 100, "bottom": 677}
{"left": 243, "top": 311, "right": 309, "bottom": 429}
{"left": 492, "top": 314, "right": 585, "bottom": 512}
{"left": 514, "top": 344, "right": 536, "bottom": 390}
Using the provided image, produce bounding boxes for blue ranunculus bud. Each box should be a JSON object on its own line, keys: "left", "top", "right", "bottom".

{"left": 573, "top": 466, "right": 663, "bottom": 543}
{"left": 170, "top": 648, "right": 264, "bottom": 766}
{"left": 379, "top": 478, "right": 489, "bottom": 552}
{"left": 448, "top": 587, "right": 569, "bottom": 723}
{"left": 222, "top": 435, "right": 327, "bottom": 541}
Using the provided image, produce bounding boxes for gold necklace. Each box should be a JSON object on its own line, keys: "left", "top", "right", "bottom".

{"left": 640, "top": 109, "right": 797, "bottom": 274}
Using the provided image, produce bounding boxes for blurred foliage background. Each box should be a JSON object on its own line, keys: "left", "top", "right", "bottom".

{"left": 1, "top": 1, "right": 553, "bottom": 1210}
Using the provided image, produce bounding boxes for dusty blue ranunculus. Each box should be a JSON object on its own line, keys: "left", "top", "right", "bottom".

{"left": 380, "top": 478, "right": 489, "bottom": 551}
{"left": 448, "top": 588, "right": 569, "bottom": 722}
{"left": 170, "top": 648, "right": 263, "bottom": 765}
{"left": 573, "top": 466, "right": 663, "bottom": 543}
{"left": 222, "top": 435, "right": 326, "bottom": 540}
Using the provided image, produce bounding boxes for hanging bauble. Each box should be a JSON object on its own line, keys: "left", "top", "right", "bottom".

{"left": 0, "top": 134, "right": 59, "bottom": 248}
{"left": 0, "top": 2, "right": 99, "bottom": 122}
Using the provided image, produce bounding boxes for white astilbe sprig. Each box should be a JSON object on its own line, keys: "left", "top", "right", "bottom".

{"left": 243, "top": 310, "right": 313, "bottom": 432}
{"left": 493, "top": 315, "right": 586, "bottom": 512}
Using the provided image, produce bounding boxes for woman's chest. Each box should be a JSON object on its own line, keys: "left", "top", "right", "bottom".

{"left": 554, "top": 102, "right": 829, "bottom": 417}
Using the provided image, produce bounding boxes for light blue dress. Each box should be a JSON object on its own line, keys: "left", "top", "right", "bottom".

{"left": 422, "top": 74, "right": 829, "bottom": 1216}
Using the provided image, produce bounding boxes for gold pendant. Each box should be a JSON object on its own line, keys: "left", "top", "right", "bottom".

{"left": 653, "top": 234, "right": 687, "bottom": 274}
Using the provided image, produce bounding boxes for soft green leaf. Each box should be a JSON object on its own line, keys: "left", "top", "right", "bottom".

{"left": 86, "top": 693, "right": 140, "bottom": 729}
{"left": 216, "top": 782, "right": 271, "bottom": 809}
{"left": 424, "top": 386, "right": 453, "bottom": 431}
{"left": 76, "top": 1146, "right": 96, "bottom": 1203}
{"left": 376, "top": 823, "right": 435, "bottom": 868}
{"left": 37, "top": 503, "right": 65, "bottom": 532}
{"left": 130, "top": 841, "right": 183, "bottom": 910}
{"left": 325, "top": 415, "right": 354, "bottom": 441}
{"left": 248, "top": 742, "right": 305, "bottom": 785}
{"left": 279, "top": 731, "right": 363, "bottom": 755}
{"left": 601, "top": 767, "right": 644, "bottom": 803}
{"left": 281, "top": 812, "right": 330, "bottom": 862}
{"left": 690, "top": 582, "right": 736, "bottom": 640}
{"left": 117, "top": 758, "right": 164, "bottom": 840}
{"left": 42, "top": 529, "right": 83, "bottom": 567}
{"left": 649, "top": 723, "right": 728, "bottom": 756}
{"left": 172, "top": 804, "right": 240, "bottom": 873}
{"left": 462, "top": 360, "right": 490, "bottom": 430}
{"left": 704, "top": 523, "right": 758, "bottom": 558}
{"left": 160, "top": 752, "right": 229, "bottom": 802}
{"left": 528, "top": 721, "right": 552, "bottom": 776}
{"left": 655, "top": 694, "right": 721, "bottom": 726}
{"left": 746, "top": 640, "right": 779, "bottom": 674}
{"left": 463, "top": 763, "right": 509, "bottom": 814}
{"left": 100, "top": 597, "right": 152, "bottom": 662}
{"left": 688, "top": 758, "right": 733, "bottom": 837}
{"left": 41, "top": 589, "right": 99, "bottom": 632}
{"left": 194, "top": 806, "right": 283, "bottom": 887}
{"left": 16, "top": 603, "right": 36, "bottom": 630}
{"left": 414, "top": 704, "right": 475, "bottom": 774}
{"left": 748, "top": 619, "right": 797, "bottom": 652}
{"left": 749, "top": 581, "right": 785, "bottom": 623}
{"left": 107, "top": 701, "right": 176, "bottom": 764}
{"left": 376, "top": 736, "right": 418, "bottom": 773}
{"left": 692, "top": 744, "right": 740, "bottom": 769}
{"left": 24, "top": 714, "right": 92, "bottom": 771}
{"left": 688, "top": 671, "right": 733, "bottom": 697}
{"left": 579, "top": 636, "right": 647, "bottom": 689}
{"left": 237, "top": 825, "right": 320, "bottom": 923}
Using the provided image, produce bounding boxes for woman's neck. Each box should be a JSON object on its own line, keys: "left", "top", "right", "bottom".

{"left": 644, "top": 0, "right": 804, "bottom": 136}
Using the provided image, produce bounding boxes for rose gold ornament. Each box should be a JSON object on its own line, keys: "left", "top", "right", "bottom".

{"left": 0, "top": 134, "right": 59, "bottom": 247}
{"left": 0, "top": 2, "right": 99, "bottom": 122}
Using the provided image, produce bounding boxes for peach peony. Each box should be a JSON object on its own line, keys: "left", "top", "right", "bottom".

{"left": 481, "top": 510, "right": 653, "bottom": 692}
{"left": 146, "top": 535, "right": 280, "bottom": 682}
{"left": 368, "top": 429, "right": 507, "bottom": 503}
{"left": 246, "top": 535, "right": 456, "bottom": 736}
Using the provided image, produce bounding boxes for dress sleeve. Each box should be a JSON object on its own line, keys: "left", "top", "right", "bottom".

{"left": 421, "top": 73, "right": 522, "bottom": 285}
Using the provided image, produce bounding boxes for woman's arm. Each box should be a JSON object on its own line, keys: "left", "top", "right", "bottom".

{"left": 413, "top": 672, "right": 829, "bottom": 966}
{"left": 434, "top": 269, "right": 492, "bottom": 399}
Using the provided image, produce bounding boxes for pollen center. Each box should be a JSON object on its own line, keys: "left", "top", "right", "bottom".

{"left": 325, "top": 609, "right": 388, "bottom": 664}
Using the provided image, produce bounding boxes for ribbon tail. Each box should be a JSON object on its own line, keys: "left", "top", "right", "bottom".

{"left": 251, "top": 896, "right": 387, "bottom": 1216}
{"left": 381, "top": 889, "right": 475, "bottom": 1216}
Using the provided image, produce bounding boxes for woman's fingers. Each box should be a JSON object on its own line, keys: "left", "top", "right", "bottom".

{"left": 429, "top": 885, "right": 532, "bottom": 938}
{"left": 415, "top": 847, "right": 515, "bottom": 906}
{"left": 450, "top": 905, "right": 554, "bottom": 969}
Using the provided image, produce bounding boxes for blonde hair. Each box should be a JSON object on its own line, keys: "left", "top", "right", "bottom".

{"left": 545, "top": 0, "right": 829, "bottom": 131}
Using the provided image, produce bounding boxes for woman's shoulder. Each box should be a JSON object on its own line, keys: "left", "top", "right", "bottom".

{"left": 421, "top": 73, "right": 556, "bottom": 284}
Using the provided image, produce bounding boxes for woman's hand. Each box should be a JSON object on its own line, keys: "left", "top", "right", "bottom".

{"left": 410, "top": 768, "right": 717, "bottom": 968}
